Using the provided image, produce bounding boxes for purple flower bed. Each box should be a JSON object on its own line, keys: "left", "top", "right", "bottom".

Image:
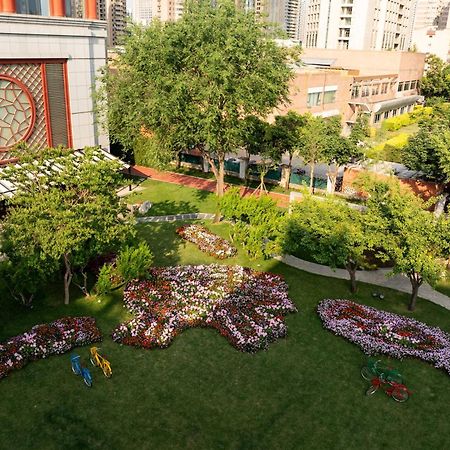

{"left": 318, "top": 299, "right": 450, "bottom": 376}
{"left": 176, "top": 224, "right": 237, "bottom": 259}
{"left": 0, "top": 317, "right": 102, "bottom": 380}
{"left": 112, "top": 264, "right": 297, "bottom": 352}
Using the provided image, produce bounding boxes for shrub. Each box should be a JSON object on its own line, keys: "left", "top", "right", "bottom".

{"left": 381, "top": 113, "right": 412, "bottom": 131}
{"left": 219, "top": 188, "right": 285, "bottom": 259}
{"left": 367, "top": 133, "right": 409, "bottom": 162}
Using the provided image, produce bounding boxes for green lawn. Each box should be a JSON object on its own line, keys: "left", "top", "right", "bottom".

{"left": 1, "top": 182, "right": 450, "bottom": 449}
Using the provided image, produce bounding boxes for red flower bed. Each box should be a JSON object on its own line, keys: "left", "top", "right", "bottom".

{"left": 0, "top": 317, "right": 102, "bottom": 380}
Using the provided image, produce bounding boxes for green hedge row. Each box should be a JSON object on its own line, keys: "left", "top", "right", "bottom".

{"left": 381, "top": 106, "right": 432, "bottom": 131}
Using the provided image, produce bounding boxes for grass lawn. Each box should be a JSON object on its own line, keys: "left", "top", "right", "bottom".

{"left": 1, "top": 181, "right": 450, "bottom": 449}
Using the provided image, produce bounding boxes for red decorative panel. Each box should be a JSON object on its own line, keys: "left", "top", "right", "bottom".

{"left": 0, "top": 75, "right": 36, "bottom": 148}
{"left": 0, "top": 63, "right": 47, "bottom": 160}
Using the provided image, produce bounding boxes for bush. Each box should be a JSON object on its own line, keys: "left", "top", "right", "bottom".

{"left": 219, "top": 188, "right": 285, "bottom": 259}
{"left": 381, "top": 113, "right": 413, "bottom": 131}
{"left": 367, "top": 133, "right": 409, "bottom": 162}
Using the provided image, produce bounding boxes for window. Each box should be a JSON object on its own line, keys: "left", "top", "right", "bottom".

{"left": 392, "top": 109, "right": 398, "bottom": 117}
{"left": 403, "top": 81, "right": 410, "bottom": 91}
{"left": 381, "top": 83, "right": 388, "bottom": 94}
{"left": 323, "top": 90, "right": 336, "bottom": 104}
{"left": 410, "top": 80, "right": 417, "bottom": 90}
{"left": 384, "top": 111, "right": 390, "bottom": 119}
{"left": 307, "top": 92, "right": 322, "bottom": 107}
{"left": 374, "top": 113, "right": 381, "bottom": 123}
{"left": 361, "top": 85, "right": 370, "bottom": 97}
{"left": 397, "top": 82, "right": 404, "bottom": 92}
{"left": 372, "top": 84, "right": 380, "bottom": 95}
{"left": 351, "top": 85, "right": 360, "bottom": 98}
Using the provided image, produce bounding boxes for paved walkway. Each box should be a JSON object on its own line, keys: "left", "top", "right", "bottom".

{"left": 137, "top": 213, "right": 215, "bottom": 223}
{"left": 277, "top": 254, "right": 450, "bottom": 311}
{"left": 131, "top": 165, "right": 290, "bottom": 207}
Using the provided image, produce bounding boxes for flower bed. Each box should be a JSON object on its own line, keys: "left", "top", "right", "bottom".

{"left": 318, "top": 299, "right": 450, "bottom": 376}
{"left": 112, "top": 264, "right": 296, "bottom": 352}
{"left": 176, "top": 224, "right": 237, "bottom": 259}
{"left": 0, "top": 317, "right": 102, "bottom": 380}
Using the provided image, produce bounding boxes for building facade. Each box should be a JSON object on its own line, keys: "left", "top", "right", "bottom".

{"left": 303, "top": 0, "right": 417, "bottom": 51}
{"left": 130, "top": 0, "right": 152, "bottom": 25}
{"left": 411, "top": 0, "right": 450, "bottom": 61}
{"left": 274, "top": 48, "right": 425, "bottom": 132}
{"left": 0, "top": 4, "right": 109, "bottom": 161}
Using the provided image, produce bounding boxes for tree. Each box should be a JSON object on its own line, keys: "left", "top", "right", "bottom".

{"left": 99, "top": 0, "right": 295, "bottom": 209}
{"left": 420, "top": 55, "right": 450, "bottom": 100}
{"left": 1, "top": 147, "right": 134, "bottom": 305}
{"left": 271, "top": 111, "right": 306, "bottom": 188}
{"left": 297, "top": 115, "right": 346, "bottom": 194}
{"left": 322, "top": 117, "right": 360, "bottom": 194}
{"left": 241, "top": 116, "right": 283, "bottom": 193}
{"left": 349, "top": 113, "right": 370, "bottom": 145}
{"left": 361, "top": 176, "right": 444, "bottom": 311}
{"left": 280, "top": 195, "right": 374, "bottom": 293}
{"left": 402, "top": 105, "right": 450, "bottom": 182}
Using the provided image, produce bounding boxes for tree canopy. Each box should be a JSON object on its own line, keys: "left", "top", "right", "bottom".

{"left": 402, "top": 104, "right": 450, "bottom": 182}
{"left": 99, "top": 0, "right": 297, "bottom": 202}
{"left": 0, "top": 147, "right": 134, "bottom": 305}
{"left": 420, "top": 55, "right": 450, "bottom": 101}
{"left": 361, "top": 175, "right": 443, "bottom": 311}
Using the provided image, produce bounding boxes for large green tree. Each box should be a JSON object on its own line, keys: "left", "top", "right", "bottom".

{"left": 361, "top": 176, "right": 444, "bottom": 311}
{"left": 271, "top": 111, "right": 306, "bottom": 188}
{"left": 420, "top": 55, "right": 450, "bottom": 100}
{"left": 402, "top": 105, "right": 450, "bottom": 182}
{"left": 280, "top": 195, "right": 373, "bottom": 292}
{"left": 1, "top": 147, "right": 134, "bottom": 305}
{"left": 99, "top": 0, "right": 295, "bottom": 204}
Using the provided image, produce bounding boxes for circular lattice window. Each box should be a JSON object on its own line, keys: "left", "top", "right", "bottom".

{"left": 0, "top": 75, "right": 36, "bottom": 149}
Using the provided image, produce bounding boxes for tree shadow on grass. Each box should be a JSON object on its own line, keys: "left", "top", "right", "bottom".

{"left": 136, "top": 222, "right": 184, "bottom": 266}
{"left": 142, "top": 200, "right": 198, "bottom": 216}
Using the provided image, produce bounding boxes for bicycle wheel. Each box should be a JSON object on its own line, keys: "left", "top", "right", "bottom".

{"left": 366, "top": 385, "right": 379, "bottom": 396}
{"left": 71, "top": 365, "right": 78, "bottom": 374}
{"left": 90, "top": 357, "right": 96, "bottom": 367}
{"left": 103, "top": 364, "right": 112, "bottom": 378}
{"left": 361, "top": 367, "right": 375, "bottom": 381}
{"left": 392, "top": 388, "right": 409, "bottom": 402}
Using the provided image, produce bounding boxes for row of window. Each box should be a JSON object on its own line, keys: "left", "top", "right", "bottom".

{"left": 398, "top": 80, "right": 419, "bottom": 91}
{"left": 373, "top": 104, "right": 414, "bottom": 123}
{"left": 307, "top": 89, "right": 337, "bottom": 107}
{"left": 351, "top": 81, "right": 392, "bottom": 99}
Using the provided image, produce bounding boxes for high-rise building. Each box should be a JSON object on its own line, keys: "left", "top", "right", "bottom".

{"left": 411, "top": 1, "right": 450, "bottom": 61}
{"left": 108, "top": 0, "right": 127, "bottom": 46}
{"left": 131, "top": 0, "right": 152, "bottom": 25}
{"left": 303, "top": 0, "right": 417, "bottom": 51}
{"left": 151, "top": 0, "right": 183, "bottom": 21}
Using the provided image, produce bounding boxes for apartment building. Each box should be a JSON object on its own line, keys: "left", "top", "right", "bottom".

{"left": 130, "top": 0, "right": 152, "bottom": 25}
{"left": 303, "top": 0, "right": 417, "bottom": 51}
{"left": 0, "top": 0, "right": 109, "bottom": 157}
{"left": 151, "top": 0, "right": 183, "bottom": 21}
{"left": 274, "top": 49, "right": 425, "bottom": 132}
{"left": 411, "top": 0, "right": 450, "bottom": 61}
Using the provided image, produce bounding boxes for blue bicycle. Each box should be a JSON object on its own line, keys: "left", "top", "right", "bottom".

{"left": 71, "top": 354, "right": 93, "bottom": 387}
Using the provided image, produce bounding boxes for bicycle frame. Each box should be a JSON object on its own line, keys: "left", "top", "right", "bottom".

{"left": 70, "top": 354, "right": 92, "bottom": 387}
{"left": 90, "top": 347, "right": 112, "bottom": 378}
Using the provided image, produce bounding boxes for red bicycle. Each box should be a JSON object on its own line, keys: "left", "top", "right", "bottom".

{"left": 366, "top": 377, "right": 411, "bottom": 402}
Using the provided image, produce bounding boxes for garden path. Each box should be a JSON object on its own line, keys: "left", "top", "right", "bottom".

{"left": 277, "top": 255, "right": 450, "bottom": 311}
{"left": 130, "top": 165, "right": 290, "bottom": 207}
{"left": 136, "top": 211, "right": 450, "bottom": 310}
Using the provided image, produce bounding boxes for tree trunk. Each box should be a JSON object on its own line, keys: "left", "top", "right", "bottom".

{"left": 175, "top": 152, "right": 181, "bottom": 169}
{"left": 281, "top": 154, "right": 293, "bottom": 189}
{"left": 345, "top": 261, "right": 357, "bottom": 293}
{"left": 309, "top": 161, "right": 315, "bottom": 194}
{"left": 63, "top": 254, "right": 73, "bottom": 305}
{"left": 81, "top": 270, "right": 88, "bottom": 296}
{"left": 408, "top": 272, "right": 422, "bottom": 311}
{"left": 327, "top": 166, "right": 338, "bottom": 194}
{"left": 213, "top": 156, "right": 225, "bottom": 223}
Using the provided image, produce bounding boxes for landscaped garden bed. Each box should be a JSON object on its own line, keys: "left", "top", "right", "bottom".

{"left": 176, "top": 224, "right": 237, "bottom": 259}
{"left": 0, "top": 317, "right": 102, "bottom": 380}
{"left": 318, "top": 299, "right": 450, "bottom": 376}
{"left": 112, "top": 264, "right": 296, "bottom": 352}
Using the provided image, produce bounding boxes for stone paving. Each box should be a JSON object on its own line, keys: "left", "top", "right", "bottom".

{"left": 136, "top": 213, "right": 215, "bottom": 223}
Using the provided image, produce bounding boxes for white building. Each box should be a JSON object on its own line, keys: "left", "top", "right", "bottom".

{"left": 303, "top": 0, "right": 417, "bottom": 51}
{"left": 130, "top": 0, "right": 152, "bottom": 25}
{"left": 0, "top": 11, "right": 109, "bottom": 159}
{"left": 411, "top": 0, "right": 450, "bottom": 62}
